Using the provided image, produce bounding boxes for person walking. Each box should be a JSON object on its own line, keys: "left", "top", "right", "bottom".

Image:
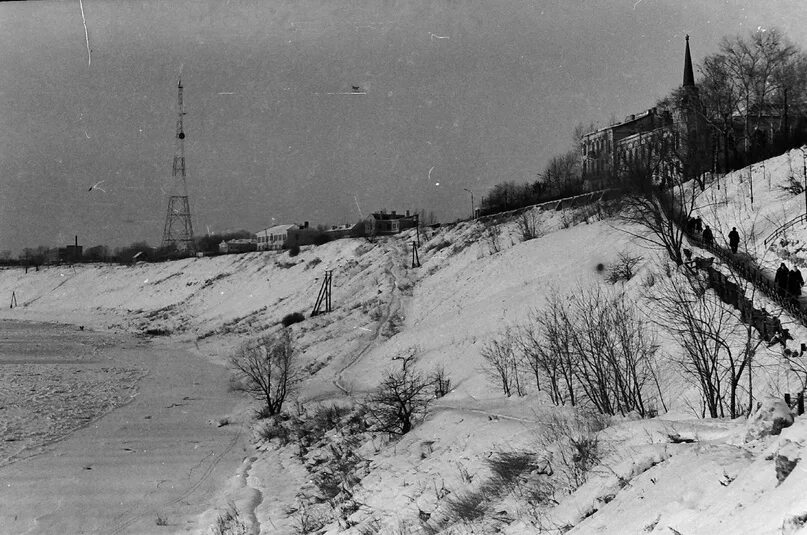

{"left": 790, "top": 267, "right": 804, "bottom": 299}
{"left": 702, "top": 225, "right": 714, "bottom": 246}
{"left": 776, "top": 263, "right": 790, "bottom": 297}
{"left": 728, "top": 227, "right": 740, "bottom": 254}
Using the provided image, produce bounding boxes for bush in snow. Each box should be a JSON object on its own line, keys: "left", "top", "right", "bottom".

{"left": 364, "top": 350, "right": 435, "bottom": 435}
{"left": 606, "top": 250, "right": 643, "bottom": 283}
{"left": 536, "top": 411, "right": 609, "bottom": 491}
{"left": 281, "top": 312, "right": 305, "bottom": 327}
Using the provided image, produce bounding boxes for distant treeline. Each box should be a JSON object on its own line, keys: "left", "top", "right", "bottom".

{"left": 1, "top": 230, "right": 255, "bottom": 267}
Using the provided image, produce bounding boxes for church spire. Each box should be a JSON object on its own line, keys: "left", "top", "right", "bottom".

{"left": 683, "top": 35, "right": 695, "bottom": 87}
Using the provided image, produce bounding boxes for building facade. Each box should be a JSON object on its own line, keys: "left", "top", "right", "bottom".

{"left": 364, "top": 210, "right": 418, "bottom": 236}
{"left": 580, "top": 36, "right": 711, "bottom": 188}
{"left": 256, "top": 224, "right": 298, "bottom": 251}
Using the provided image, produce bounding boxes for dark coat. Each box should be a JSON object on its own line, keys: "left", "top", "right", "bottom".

{"left": 790, "top": 268, "right": 804, "bottom": 296}
{"left": 702, "top": 227, "right": 714, "bottom": 245}
{"left": 776, "top": 265, "right": 789, "bottom": 290}
{"left": 728, "top": 229, "right": 740, "bottom": 247}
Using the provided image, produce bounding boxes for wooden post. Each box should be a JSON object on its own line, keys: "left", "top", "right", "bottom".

{"left": 311, "top": 270, "right": 333, "bottom": 316}
{"left": 799, "top": 392, "right": 805, "bottom": 416}
{"left": 785, "top": 393, "right": 792, "bottom": 407}
{"left": 411, "top": 241, "right": 420, "bottom": 268}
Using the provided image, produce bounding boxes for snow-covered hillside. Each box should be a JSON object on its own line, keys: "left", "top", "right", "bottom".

{"left": 6, "top": 152, "right": 807, "bottom": 534}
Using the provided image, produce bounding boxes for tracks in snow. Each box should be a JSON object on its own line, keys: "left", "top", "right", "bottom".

{"left": 332, "top": 242, "right": 406, "bottom": 397}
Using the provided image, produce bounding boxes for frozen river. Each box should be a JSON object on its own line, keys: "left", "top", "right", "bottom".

{"left": 0, "top": 320, "right": 249, "bottom": 534}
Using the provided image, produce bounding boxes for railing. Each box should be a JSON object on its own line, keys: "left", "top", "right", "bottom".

{"left": 688, "top": 228, "right": 807, "bottom": 327}
{"left": 764, "top": 212, "right": 807, "bottom": 247}
{"left": 475, "top": 188, "right": 617, "bottom": 223}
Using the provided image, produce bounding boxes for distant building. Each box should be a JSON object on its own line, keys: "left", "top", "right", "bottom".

{"left": 218, "top": 239, "right": 257, "bottom": 254}
{"left": 364, "top": 210, "right": 418, "bottom": 236}
{"left": 58, "top": 236, "right": 83, "bottom": 263}
{"left": 325, "top": 222, "right": 363, "bottom": 240}
{"left": 256, "top": 224, "right": 298, "bottom": 251}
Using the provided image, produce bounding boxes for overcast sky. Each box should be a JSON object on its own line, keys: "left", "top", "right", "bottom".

{"left": 1, "top": 0, "right": 806, "bottom": 253}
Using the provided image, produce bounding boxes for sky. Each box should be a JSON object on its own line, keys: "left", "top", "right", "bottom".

{"left": 1, "top": 0, "right": 806, "bottom": 254}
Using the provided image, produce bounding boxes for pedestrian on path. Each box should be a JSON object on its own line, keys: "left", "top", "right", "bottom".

{"left": 728, "top": 227, "right": 740, "bottom": 254}
{"left": 702, "top": 225, "right": 714, "bottom": 246}
{"left": 776, "top": 263, "right": 790, "bottom": 297}
{"left": 789, "top": 267, "right": 804, "bottom": 299}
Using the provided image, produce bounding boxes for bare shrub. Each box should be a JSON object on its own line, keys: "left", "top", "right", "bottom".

{"left": 364, "top": 350, "right": 435, "bottom": 435}
{"left": 444, "top": 490, "right": 488, "bottom": 524}
{"left": 292, "top": 503, "right": 326, "bottom": 535}
{"left": 536, "top": 411, "right": 608, "bottom": 491}
{"left": 484, "top": 224, "right": 501, "bottom": 254}
{"left": 210, "top": 504, "right": 248, "bottom": 535}
{"left": 256, "top": 416, "right": 291, "bottom": 444}
{"left": 518, "top": 211, "right": 542, "bottom": 241}
{"left": 481, "top": 328, "right": 525, "bottom": 397}
{"left": 486, "top": 451, "right": 544, "bottom": 491}
{"left": 230, "top": 329, "right": 300, "bottom": 417}
{"left": 780, "top": 174, "right": 805, "bottom": 195}
{"left": 606, "top": 250, "right": 643, "bottom": 284}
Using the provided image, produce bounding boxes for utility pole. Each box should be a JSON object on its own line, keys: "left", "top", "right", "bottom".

{"left": 411, "top": 241, "right": 420, "bottom": 268}
{"left": 463, "top": 188, "right": 475, "bottom": 219}
{"left": 161, "top": 76, "right": 196, "bottom": 255}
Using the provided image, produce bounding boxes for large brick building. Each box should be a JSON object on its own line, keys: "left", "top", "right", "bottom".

{"left": 580, "top": 36, "right": 711, "bottom": 189}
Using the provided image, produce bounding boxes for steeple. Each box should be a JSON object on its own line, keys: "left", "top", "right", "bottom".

{"left": 683, "top": 35, "right": 695, "bottom": 87}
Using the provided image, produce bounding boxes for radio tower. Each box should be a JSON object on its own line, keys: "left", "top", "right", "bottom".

{"left": 161, "top": 76, "right": 196, "bottom": 254}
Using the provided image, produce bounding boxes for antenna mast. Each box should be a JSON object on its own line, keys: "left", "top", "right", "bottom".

{"left": 161, "top": 76, "right": 196, "bottom": 255}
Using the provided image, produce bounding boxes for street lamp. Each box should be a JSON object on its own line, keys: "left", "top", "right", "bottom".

{"left": 463, "top": 188, "right": 475, "bottom": 219}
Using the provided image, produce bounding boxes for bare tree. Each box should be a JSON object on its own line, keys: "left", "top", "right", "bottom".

{"left": 617, "top": 132, "right": 700, "bottom": 266}
{"left": 517, "top": 291, "right": 577, "bottom": 406}
{"left": 230, "top": 329, "right": 299, "bottom": 416}
{"left": 650, "top": 270, "right": 756, "bottom": 418}
{"left": 567, "top": 285, "right": 660, "bottom": 417}
{"left": 364, "top": 350, "right": 435, "bottom": 435}
{"left": 720, "top": 28, "right": 801, "bottom": 155}
{"left": 514, "top": 286, "right": 662, "bottom": 417}
{"left": 481, "top": 329, "right": 524, "bottom": 397}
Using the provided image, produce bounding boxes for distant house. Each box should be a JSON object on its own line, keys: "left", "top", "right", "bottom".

{"left": 283, "top": 222, "right": 317, "bottom": 248}
{"left": 218, "top": 239, "right": 258, "bottom": 254}
{"left": 364, "top": 210, "right": 418, "bottom": 236}
{"left": 256, "top": 224, "right": 298, "bottom": 251}
{"left": 326, "top": 222, "right": 363, "bottom": 240}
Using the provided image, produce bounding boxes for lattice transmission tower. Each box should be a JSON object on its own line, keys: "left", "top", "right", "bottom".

{"left": 161, "top": 77, "right": 196, "bottom": 254}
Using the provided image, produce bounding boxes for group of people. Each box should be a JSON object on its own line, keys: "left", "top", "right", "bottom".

{"left": 775, "top": 263, "right": 804, "bottom": 300}
{"left": 687, "top": 216, "right": 741, "bottom": 254}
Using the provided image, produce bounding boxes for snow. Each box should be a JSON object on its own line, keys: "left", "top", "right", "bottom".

{"left": 7, "top": 149, "right": 807, "bottom": 533}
